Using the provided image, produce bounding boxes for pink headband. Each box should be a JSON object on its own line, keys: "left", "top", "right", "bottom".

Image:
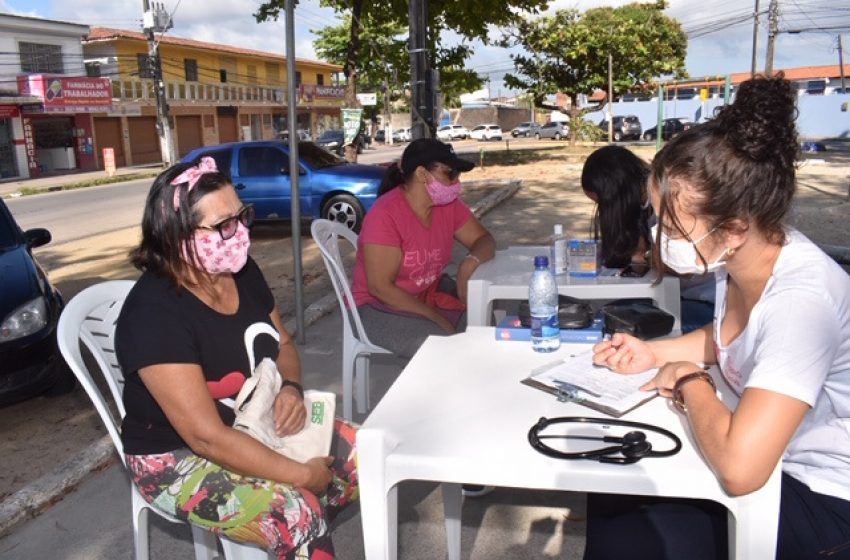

{"left": 171, "top": 156, "right": 218, "bottom": 211}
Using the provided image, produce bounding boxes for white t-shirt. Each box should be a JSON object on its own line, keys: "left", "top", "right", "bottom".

{"left": 713, "top": 229, "right": 850, "bottom": 502}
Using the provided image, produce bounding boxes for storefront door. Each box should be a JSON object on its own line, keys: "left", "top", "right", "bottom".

{"left": 0, "top": 118, "right": 17, "bottom": 179}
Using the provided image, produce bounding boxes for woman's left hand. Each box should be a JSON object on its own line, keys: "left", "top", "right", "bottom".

{"left": 640, "top": 361, "right": 705, "bottom": 397}
{"left": 273, "top": 386, "right": 306, "bottom": 436}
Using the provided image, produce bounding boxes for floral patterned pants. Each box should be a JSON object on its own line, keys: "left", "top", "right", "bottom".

{"left": 126, "top": 420, "right": 358, "bottom": 560}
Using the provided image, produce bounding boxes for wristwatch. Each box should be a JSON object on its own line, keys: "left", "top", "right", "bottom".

{"left": 672, "top": 370, "right": 716, "bottom": 413}
{"left": 281, "top": 379, "right": 304, "bottom": 399}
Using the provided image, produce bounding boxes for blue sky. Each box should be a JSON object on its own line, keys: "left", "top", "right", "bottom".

{"left": 3, "top": 0, "right": 848, "bottom": 93}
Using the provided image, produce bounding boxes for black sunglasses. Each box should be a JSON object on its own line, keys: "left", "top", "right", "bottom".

{"left": 432, "top": 163, "right": 460, "bottom": 182}
{"left": 198, "top": 205, "right": 255, "bottom": 240}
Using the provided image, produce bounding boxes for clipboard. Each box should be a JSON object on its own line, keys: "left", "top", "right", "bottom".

{"left": 521, "top": 352, "right": 658, "bottom": 418}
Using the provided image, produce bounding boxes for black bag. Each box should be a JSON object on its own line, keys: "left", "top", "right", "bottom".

{"left": 601, "top": 298, "right": 675, "bottom": 340}
{"left": 518, "top": 295, "right": 595, "bottom": 329}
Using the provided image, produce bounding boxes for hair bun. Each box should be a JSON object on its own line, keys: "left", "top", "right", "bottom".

{"left": 720, "top": 74, "right": 798, "bottom": 166}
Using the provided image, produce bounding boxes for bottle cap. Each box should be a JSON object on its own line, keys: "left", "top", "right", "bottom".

{"left": 534, "top": 255, "right": 549, "bottom": 268}
{"left": 554, "top": 224, "right": 563, "bottom": 235}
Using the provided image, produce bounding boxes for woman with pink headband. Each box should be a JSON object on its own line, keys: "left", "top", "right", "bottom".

{"left": 115, "top": 158, "right": 358, "bottom": 559}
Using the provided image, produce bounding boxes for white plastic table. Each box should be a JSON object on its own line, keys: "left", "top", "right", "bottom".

{"left": 466, "top": 245, "right": 682, "bottom": 331}
{"left": 356, "top": 327, "right": 781, "bottom": 560}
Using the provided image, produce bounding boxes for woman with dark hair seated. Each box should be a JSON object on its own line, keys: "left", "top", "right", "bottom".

{"left": 581, "top": 144, "right": 715, "bottom": 333}
{"left": 351, "top": 138, "right": 496, "bottom": 359}
{"left": 587, "top": 75, "right": 850, "bottom": 560}
{"left": 115, "top": 158, "right": 358, "bottom": 559}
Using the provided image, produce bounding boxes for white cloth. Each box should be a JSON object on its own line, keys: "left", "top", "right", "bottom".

{"left": 713, "top": 229, "right": 850, "bottom": 501}
{"left": 233, "top": 358, "right": 335, "bottom": 463}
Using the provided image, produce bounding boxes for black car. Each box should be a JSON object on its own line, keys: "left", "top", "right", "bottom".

{"left": 643, "top": 118, "right": 694, "bottom": 141}
{"left": 598, "top": 115, "right": 643, "bottom": 141}
{"left": 0, "top": 199, "right": 73, "bottom": 405}
{"left": 315, "top": 129, "right": 366, "bottom": 156}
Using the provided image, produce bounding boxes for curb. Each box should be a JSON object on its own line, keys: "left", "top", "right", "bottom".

{"left": 0, "top": 178, "right": 521, "bottom": 539}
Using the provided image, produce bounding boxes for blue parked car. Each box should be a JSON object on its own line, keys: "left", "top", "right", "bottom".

{"left": 0, "top": 199, "right": 73, "bottom": 405}
{"left": 183, "top": 140, "right": 386, "bottom": 232}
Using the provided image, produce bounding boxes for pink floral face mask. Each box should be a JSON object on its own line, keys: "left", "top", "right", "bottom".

{"left": 425, "top": 178, "right": 463, "bottom": 206}
{"left": 183, "top": 221, "right": 251, "bottom": 274}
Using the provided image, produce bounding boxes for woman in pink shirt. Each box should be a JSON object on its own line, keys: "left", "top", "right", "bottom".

{"left": 351, "top": 138, "right": 495, "bottom": 359}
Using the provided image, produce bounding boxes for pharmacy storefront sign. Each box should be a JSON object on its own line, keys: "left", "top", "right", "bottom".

{"left": 17, "top": 75, "right": 113, "bottom": 113}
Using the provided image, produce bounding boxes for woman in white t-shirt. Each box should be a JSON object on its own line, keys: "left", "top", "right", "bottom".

{"left": 586, "top": 75, "right": 850, "bottom": 560}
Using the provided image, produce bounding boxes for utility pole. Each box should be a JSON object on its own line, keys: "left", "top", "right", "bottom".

{"left": 408, "top": 0, "right": 431, "bottom": 140}
{"left": 607, "top": 53, "right": 613, "bottom": 143}
{"left": 764, "top": 0, "right": 779, "bottom": 76}
{"left": 839, "top": 35, "right": 846, "bottom": 92}
{"left": 142, "top": 0, "right": 177, "bottom": 166}
{"left": 751, "top": 0, "right": 761, "bottom": 77}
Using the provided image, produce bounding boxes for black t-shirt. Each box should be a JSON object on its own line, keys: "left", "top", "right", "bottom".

{"left": 116, "top": 258, "right": 279, "bottom": 454}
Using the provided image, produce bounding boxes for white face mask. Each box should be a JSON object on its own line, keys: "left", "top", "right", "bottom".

{"left": 651, "top": 224, "right": 728, "bottom": 275}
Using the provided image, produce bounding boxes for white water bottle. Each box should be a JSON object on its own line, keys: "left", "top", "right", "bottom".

{"left": 529, "top": 255, "right": 560, "bottom": 352}
{"left": 550, "top": 224, "right": 569, "bottom": 275}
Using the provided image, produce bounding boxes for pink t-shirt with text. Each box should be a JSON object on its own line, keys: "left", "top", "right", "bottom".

{"left": 351, "top": 187, "right": 472, "bottom": 307}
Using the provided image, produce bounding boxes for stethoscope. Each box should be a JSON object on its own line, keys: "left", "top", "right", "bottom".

{"left": 528, "top": 416, "right": 682, "bottom": 465}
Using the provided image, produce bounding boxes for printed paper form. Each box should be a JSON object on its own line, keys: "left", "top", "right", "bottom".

{"left": 527, "top": 350, "right": 658, "bottom": 415}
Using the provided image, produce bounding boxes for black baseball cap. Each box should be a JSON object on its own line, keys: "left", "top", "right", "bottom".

{"left": 400, "top": 138, "right": 475, "bottom": 175}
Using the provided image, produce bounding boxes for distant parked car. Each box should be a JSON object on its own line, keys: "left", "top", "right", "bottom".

{"left": 436, "top": 124, "right": 470, "bottom": 141}
{"left": 279, "top": 128, "right": 312, "bottom": 142}
{"left": 374, "top": 129, "right": 386, "bottom": 143}
{"left": 183, "top": 140, "right": 386, "bottom": 232}
{"left": 642, "top": 118, "right": 694, "bottom": 141}
{"left": 511, "top": 122, "right": 541, "bottom": 137}
{"left": 392, "top": 128, "right": 411, "bottom": 143}
{"left": 535, "top": 121, "right": 570, "bottom": 140}
{"left": 598, "top": 115, "right": 643, "bottom": 141}
{"left": 470, "top": 124, "right": 503, "bottom": 141}
{"left": 0, "top": 199, "right": 73, "bottom": 406}
{"left": 315, "top": 129, "right": 366, "bottom": 156}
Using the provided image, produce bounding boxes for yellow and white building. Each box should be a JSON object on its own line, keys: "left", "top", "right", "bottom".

{"left": 83, "top": 27, "right": 344, "bottom": 168}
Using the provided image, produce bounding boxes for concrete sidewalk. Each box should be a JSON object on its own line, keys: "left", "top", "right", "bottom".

{"left": 0, "top": 306, "right": 588, "bottom": 560}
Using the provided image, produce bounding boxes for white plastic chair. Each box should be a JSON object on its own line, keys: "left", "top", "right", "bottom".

{"left": 311, "top": 219, "right": 392, "bottom": 420}
{"left": 57, "top": 280, "right": 270, "bottom": 560}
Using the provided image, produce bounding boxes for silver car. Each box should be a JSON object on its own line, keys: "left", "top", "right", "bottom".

{"left": 535, "top": 121, "right": 569, "bottom": 140}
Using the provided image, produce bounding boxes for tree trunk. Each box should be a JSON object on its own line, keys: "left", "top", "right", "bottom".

{"left": 343, "top": 0, "right": 364, "bottom": 162}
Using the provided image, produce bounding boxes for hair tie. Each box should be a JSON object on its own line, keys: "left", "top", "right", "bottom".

{"left": 171, "top": 156, "right": 218, "bottom": 211}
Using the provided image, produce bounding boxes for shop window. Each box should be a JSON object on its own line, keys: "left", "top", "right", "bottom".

{"left": 137, "top": 53, "right": 154, "bottom": 79}
{"left": 19, "top": 42, "right": 63, "bottom": 73}
{"left": 85, "top": 62, "right": 101, "bottom": 77}
{"left": 317, "top": 74, "right": 324, "bottom": 86}
{"left": 220, "top": 69, "right": 228, "bottom": 83}
{"left": 806, "top": 80, "right": 826, "bottom": 96}
{"left": 185, "top": 59, "right": 198, "bottom": 82}
{"left": 266, "top": 62, "right": 281, "bottom": 85}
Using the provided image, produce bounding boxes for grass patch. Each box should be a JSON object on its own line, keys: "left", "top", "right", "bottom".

{"left": 467, "top": 142, "right": 607, "bottom": 168}
{"left": 15, "top": 172, "right": 160, "bottom": 197}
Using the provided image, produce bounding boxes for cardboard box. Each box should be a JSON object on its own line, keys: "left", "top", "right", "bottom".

{"left": 495, "top": 315, "right": 604, "bottom": 343}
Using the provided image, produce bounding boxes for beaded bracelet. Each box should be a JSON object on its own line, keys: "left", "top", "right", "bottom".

{"left": 281, "top": 379, "right": 304, "bottom": 399}
{"left": 671, "top": 370, "right": 716, "bottom": 413}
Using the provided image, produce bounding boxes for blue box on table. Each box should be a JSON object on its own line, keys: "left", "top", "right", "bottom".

{"left": 495, "top": 315, "right": 604, "bottom": 343}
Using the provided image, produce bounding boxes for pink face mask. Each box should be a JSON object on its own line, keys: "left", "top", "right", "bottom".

{"left": 425, "top": 178, "right": 463, "bottom": 206}
{"left": 183, "top": 222, "right": 251, "bottom": 274}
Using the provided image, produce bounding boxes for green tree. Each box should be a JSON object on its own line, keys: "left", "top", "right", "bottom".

{"left": 501, "top": 0, "right": 687, "bottom": 144}
{"left": 256, "top": 0, "right": 551, "bottom": 155}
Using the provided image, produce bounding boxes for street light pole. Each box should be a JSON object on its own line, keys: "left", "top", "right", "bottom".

{"left": 839, "top": 35, "right": 846, "bottom": 92}
{"left": 750, "top": 0, "right": 761, "bottom": 77}
{"left": 141, "top": 0, "right": 177, "bottom": 167}
{"left": 764, "top": 0, "right": 779, "bottom": 76}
